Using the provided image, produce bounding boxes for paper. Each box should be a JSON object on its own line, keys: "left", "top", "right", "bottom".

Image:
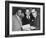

{"left": 22, "top": 24, "right": 31, "bottom": 31}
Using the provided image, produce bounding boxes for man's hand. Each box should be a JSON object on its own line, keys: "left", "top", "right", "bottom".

{"left": 21, "top": 24, "right": 31, "bottom": 31}
{"left": 30, "top": 26, "right": 36, "bottom": 29}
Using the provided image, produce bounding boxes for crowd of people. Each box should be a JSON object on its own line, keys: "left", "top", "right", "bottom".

{"left": 12, "top": 9, "right": 39, "bottom": 31}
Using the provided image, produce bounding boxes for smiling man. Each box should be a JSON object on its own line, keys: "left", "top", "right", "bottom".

{"left": 12, "top": 10, "right": 24, "bottom": 31}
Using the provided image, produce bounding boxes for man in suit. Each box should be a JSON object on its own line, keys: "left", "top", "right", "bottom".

{"left": 30, "top": 9, "right": 40, "bottom": 30}
{"left": 22, "top": 9, "right": 31, "bottom": 31}
{"left": 22, "top": 9, "right": 31, "bottom": 25}
{"left": 12, "top": 10, "right": 24, "bottom": 31}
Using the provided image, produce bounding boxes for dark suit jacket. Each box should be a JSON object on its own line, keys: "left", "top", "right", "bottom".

{"left": 30, "top": 13, "right": 40, "bottom": 29}
{"left": 22, "top": 14, "right": 31, "bottom": 25}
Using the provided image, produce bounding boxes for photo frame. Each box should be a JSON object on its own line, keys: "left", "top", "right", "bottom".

{"left": 5, "top": 1, "right": 45, "bottom": 37}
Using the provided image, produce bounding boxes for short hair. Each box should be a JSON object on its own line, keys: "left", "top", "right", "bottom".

{"left": 31, "top": 9, "right": 36, "bottom": 13}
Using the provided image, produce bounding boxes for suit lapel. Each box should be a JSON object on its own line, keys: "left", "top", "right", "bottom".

{"left": 16, "top": 16, "right": 22, "bottom": 26}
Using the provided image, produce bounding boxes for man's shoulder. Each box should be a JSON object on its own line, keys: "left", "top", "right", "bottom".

{"left": 12, "top": 15, "right": 17, "bottom": 20}
{"left": 12, "top": 15, "right": 17, "bottom": 18}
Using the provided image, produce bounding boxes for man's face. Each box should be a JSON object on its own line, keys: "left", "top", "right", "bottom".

{"left": 21, "top": 13, "right": 24, "bottom": 18}
{"left": 32, "top": 11, "right": 37, "bottom": 17}
{"left": 17, "top": 10, "right": 24, "bottom": 18}
{"left": 25, "top": 9, "right": 30, "bottom": 16}
{"left": 17, "top": 10, "right": 22, "bottom": 16}
{"left": 31, "top": 9, "right": 37, "bottom": 16}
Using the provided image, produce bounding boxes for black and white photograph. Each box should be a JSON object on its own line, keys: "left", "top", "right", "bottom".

{"left": 5, "top": 1, "right": 45, "bottom": 37}
{"left": 12, "top": 7, "right": 40, "bottom": 31}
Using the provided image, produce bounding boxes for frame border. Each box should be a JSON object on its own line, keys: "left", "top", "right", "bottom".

{"left": 5, "top": 1, "right": 45, "bottom": 37}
